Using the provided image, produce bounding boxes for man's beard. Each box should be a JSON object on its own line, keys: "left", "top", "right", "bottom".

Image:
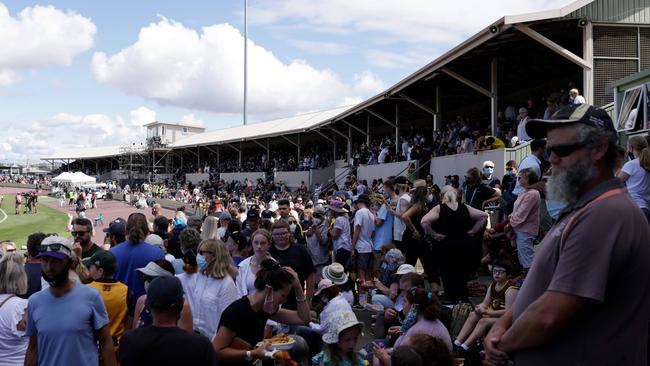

{"left": 547, "top": 160, "right": 597, "bottom": 205}
{"left": 42, "top": 263, "right": 71, "bottom": 288}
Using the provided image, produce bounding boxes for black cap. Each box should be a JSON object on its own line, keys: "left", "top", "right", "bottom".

{"left": 146, "top": 276, "right": 184, "bottom": 310}
{"left": 103, "top": 220, "right": 126, "bottom": 236}
{"left": 246, "top": 209, "right": 260, "bottom": 220}
{"left": 354, "top": 194, "right": 372, "bottom": 205}
{"left": 526, "top": 104, "right": 616, "bottom": 139}
{"left": 261, "top": 210, "right": 274, "bottom": 219}
{"left": 394, "top": 176, "right": 409, "bottom": 185}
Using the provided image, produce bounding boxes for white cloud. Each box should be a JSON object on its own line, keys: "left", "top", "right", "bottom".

{"left": 0, "top": 107, "right": 155, "bottom": 162}
{"left": 0, "top": 69, "right": 18, "bottom": 86}
{"left": 180, "top": 114, "right": 204, "bottom": 127}
{"left": 91, "top": 18, "right": 381, "bottom": 116}
{"left": 0, "top": 2, "right": 95, "bottom": 85}
{"left": 249, "top": 0, "right": 572, "bottom": 45}
{"left": 352, "top": 71, "right": 386, "bottom": 95}
{"left": 289, "top": 40, "right": 349, "bottom": 55}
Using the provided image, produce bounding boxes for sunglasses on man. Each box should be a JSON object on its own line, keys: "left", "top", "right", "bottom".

{"left": 546, "top": 142, "right": 588, "bottom": 158}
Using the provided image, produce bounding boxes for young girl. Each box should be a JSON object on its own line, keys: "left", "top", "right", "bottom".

{"left": 313, "top": 311, "right": 366, "bottom": 366}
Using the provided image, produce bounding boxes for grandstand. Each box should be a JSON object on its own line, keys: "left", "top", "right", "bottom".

{"left": 41, "top": 0, "right": 650, "bottom": 188}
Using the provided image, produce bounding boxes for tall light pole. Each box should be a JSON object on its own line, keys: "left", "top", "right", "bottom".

{"left": 243, "top": 0, "right": 248, "bottom": 125}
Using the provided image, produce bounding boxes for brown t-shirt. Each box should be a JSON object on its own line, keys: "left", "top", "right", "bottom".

{"left": 511, "top": 179, "right": 650, "bottom": 365}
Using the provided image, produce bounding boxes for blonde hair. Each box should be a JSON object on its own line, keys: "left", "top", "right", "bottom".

{"left": 0, "top": 253, "right": 27, "bottom": 295}
{"left": 251, "top": 229, "right": 272, "bottom": 245}
{"left": 199, "top": 239, "right": 238, "bottom": 279}
{"left": 629, "top": 135, "right": 650, "bottom": 172}
{"left": 200, "top": 216, "right": 219, "bottom": 240}
{"left": 440, "top": 185, "right": 458, "bottom": 205}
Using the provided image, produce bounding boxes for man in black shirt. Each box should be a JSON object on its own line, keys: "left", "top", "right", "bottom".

{"left": 72, "top": 218, "right": 103, "bottom": 260}
{"left": 23, "top": 232, "right": 46, "bottom": 298}
{"left": 462, "top": 167, "right": 500, "bottom": 210}
{"left": 269, "top": 221, "right": 314, "bottom": 310}
{"left": 119, "top": 276, "right": 217, "bottom": 366}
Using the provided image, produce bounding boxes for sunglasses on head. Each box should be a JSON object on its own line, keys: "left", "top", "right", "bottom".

{"left": 37, "top": 243, "right": 71, "bottom": 254}
{"left": 546, "top": 142, "right": 588, "bottom": 158}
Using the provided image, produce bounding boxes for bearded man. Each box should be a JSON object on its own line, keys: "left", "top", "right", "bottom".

{"left": 485, "top": 104, "right": 650, "bottom": 366}
{"left": 24, "top": 236, "right": 116, "bottom": 366}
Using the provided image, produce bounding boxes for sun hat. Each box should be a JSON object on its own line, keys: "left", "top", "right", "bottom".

{"left": 322, "top": 311, "right": 363, "bottom": 344}
{"left": 395, "top": 263, "right": 417, "bottom": 275}
{"left": 136, "top": 261, "right": 174, "bottom": 278}
{"left": 526, "top": 103, "right": 615, "bottom": 139}
{"left": 37, "top": 236, "right": 73, "bottom": 260}
{"left": 322, "top": 262, "right": 349, "bottom": 285}
{"left": 412, "top": 179, "right": 426, "bottom": 189}
{"left": 314, "top": 278, "right": 336, "bottom": 296}
{"left": 326, "top": 199, "right": 348, "bottom": 214}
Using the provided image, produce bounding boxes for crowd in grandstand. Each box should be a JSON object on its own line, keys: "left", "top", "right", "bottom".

{"left": 1, "top": 103, "right": 650, "bottom": 366}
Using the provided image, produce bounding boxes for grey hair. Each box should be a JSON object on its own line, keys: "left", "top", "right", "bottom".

{"left": 0, "top": 253, "right": 27, "bottom": 295}
{"left": 574, "top": 123, "right": 618, "bottom": 169}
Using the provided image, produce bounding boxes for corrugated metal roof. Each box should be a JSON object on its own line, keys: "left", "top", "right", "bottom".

{"left": 42, "top": 145, "right": 123, "bottom": 160}
{"left": 567, "top": 0, "right": 650, "bottom": 23}
{"left": 172, "top": 105, "right": 354, "bottom": 148}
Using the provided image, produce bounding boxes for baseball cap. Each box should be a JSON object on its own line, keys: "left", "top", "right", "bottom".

{"left": 526, "top": 103, "right": 615, "bottom": 139}
{"left": 219, "top": 211, "right": 232, "bottom": 221}
{"left": 145, "top": 234, "right": 164, "bottom": 250}
{"left": 146, "top": 276, "right": 184, "bottom": 310}
{"left": 103, "top": 220, "right": 126, "bottom": 236}
{"left": 519, "top": 107, "right": 528, "bottom": 113}
{"left": 354, "top": 194, "right": 372, "bottom": 205}
{"left": 187, "top": 215, "right": 203, "bottom": 229}
{"left": 37, "top": 236, "right": 74, "bottom": 260}
{"left": 246, "top": 208, "right": 260, "bottom": 220}
{"left": 393, "top": 176, "right": 409, "bottom": 185}
{"left": 83, "top": 250, "right": 116, "bottom": 273}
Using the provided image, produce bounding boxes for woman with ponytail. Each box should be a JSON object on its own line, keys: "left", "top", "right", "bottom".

{"left": 618, "top": 135, "right": 650, "bottom": 224}
{"left": 213, "top": 259, "right": 311, "bottom": 365}
{"left": 110, "top": 212, "right": 165, "bottom": 300}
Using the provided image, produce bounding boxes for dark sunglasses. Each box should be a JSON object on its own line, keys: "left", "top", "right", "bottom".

{"left": 72, "top": 230, "right": 90, "bottom": 236}
{"left": 546, "top": 142, "right": 587, "bottom": 158}
{"left": 37, "top": 243, "right": 71, "bottom": 254}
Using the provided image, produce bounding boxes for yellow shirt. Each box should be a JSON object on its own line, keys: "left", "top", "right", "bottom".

{"left": 88, "top": 279, "right": 129, "bottom": 345}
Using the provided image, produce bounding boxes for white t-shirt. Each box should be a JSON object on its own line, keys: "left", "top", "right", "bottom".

{"left": 517, "top": 117, "right": 531, "bottom": 142}
{"left": 513, "top": 154, "right": 541, "bottom": 195}
{"left": 0, "top": 294, "right": 28, "bottom": 366}
{"left": 622, "top": 159, "right": 650, "bottom": 210}
{"left": 353, "top": 207, "right": 375, "bottom": 254}
{"left": 332, "top": 216, "right": 352, "bottom": 252}
{"left": 393, "top": 193, "right": 411, "bottom": 242}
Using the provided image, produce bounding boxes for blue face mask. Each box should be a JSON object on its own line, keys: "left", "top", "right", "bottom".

{"left": 483, "top": 167, "right": 494, "bottom": 175}
{"left": 196, "top": 254, "right": 208, "bottom": 270}
{"left": 507, "top": 170, "right": 516, "bottom": 176}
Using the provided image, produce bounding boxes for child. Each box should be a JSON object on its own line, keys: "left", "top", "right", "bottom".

{"left": 453, "top": 260, "right": 518, "bottom": 354}
{"left": 313, "top": 311, "right": 366, "bottom": 366}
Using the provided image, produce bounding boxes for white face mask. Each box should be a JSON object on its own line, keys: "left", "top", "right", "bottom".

{"left": 217, "top": 227, "right": 227, "bottom": 239}
{"left": 289, "top": 223, "right": 297, "bottom": 232}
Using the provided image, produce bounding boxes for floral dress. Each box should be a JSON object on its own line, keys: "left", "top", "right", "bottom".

{"left": 312, "top": 351, "right": 367, "bottom": 366}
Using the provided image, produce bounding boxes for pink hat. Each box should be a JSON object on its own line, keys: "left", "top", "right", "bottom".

{"left": 314, "top": 278, "right": 335, "bottom": 296}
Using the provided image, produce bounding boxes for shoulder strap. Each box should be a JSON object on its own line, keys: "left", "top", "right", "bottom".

{"left": 0, "top": 294, "right": 15, "bottom": 309}
{"left": 561, "top": 188, "right": 624, "bottom": 243}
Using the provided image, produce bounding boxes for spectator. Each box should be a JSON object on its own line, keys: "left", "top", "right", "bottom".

{"left": 306, "top": 205, "right": 331, "bottom": 284}
{"left": 516, "top": 108, "right": 531, "bottom": 142}
{"left": 462, "top": 167, "right": 500, "bottom": 210}
{"left": 236, "top": 229, "right": 274, "bottom": 296}
{"left": 23, "top": 232, "right": 46, "bottom": 298}
{"left": 509, "top": 168, "right": 541, "bottom": 272}
{"left": 569, "top": 88, "right": 586, "bottom": 105}
{"left": 617, "top": 135, "right": 650, "bottom": 225}
{"left": 512, "top": 139, "right": 546, "bottom": 196}
{"left": 328, "top": 199, "right": 352, "bottom": 267}
{"left": 481, "top": 160, "right": 501, "bottom": 189}
{"left": 351, "top": 194, "right": 375, "bottom": 292}
{"left": 25, "top": 236, "right": 116, "bottom": 366}
{"left": 118, "top": 276, "right": 217, "bottom": 366}
{"left": 0, "top": 253, "right": 29, "bottom": 366}
{"left": 312, "top": 311, "right": 365, "bottom": 366}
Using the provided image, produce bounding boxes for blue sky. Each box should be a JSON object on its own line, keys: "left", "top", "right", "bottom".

{"left": 0, "top": 0, "right": 570, "bottom": 164}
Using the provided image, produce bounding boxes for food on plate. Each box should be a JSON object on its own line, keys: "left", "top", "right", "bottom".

{"left": 265, "top": 333, "right": 292, "bottom": 345}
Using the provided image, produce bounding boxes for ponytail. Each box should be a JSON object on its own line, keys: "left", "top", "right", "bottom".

{"left": 253, "top": 259, "right": 292, "bottom": 291}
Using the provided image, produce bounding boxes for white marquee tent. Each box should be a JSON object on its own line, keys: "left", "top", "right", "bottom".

{"left": 51, "top": 172, "right": 96, "bottom": 186}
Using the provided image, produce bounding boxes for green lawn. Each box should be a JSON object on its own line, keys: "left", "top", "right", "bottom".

{"left": 0, "top": 195, "right": 69, "bottom": 248}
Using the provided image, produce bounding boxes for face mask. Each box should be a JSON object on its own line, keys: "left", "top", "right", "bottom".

{"left": 483, "top": 167, "right": 494, "bottom": 175}
{"left": 313, "top": 218, "right": 322, "bottom": 226}
{"left": 507, "top": 170, "right": 516, "bottom": 176}
{"left": 42, "top": 262, "right": 70, "bottom": 288}
{"left": 217, "top": 227, "right": 227, "bottom": 239}
{"left": 196, "top": 254, "right": 208, "bottom": 270}
{"left": 263, "top": 287, "right": 276, "bottom": 313}
{"left": 289, "top": 223, "right": 297, "bottom": 232}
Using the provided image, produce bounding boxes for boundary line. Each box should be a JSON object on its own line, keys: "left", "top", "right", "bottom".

{"left": 0, "top": 208, "right": 7, "bottom": 224}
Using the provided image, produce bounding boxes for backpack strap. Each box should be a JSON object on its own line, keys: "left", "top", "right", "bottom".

{"left": 0, "top": 294, "right": 15, "bottom": 310}
{"left": 561, "top": 188, "right": 624, "bottom": 243}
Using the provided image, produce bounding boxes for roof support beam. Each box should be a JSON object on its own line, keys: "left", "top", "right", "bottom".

{"left": 514, "top": 23, "right": 592, "bottom": 70}
{"left": 251, "top": 139, "right": 266, "bottom": 150}
{"left": 327, "top": 126, "right": 349, "bottom": 140}
{"left": 202, "top": 145, "right": 219, "bottom": 156}
{"left": 398, "top": 92, "right": 436, "bottom": 115}
{"left": 280, "top": 135, "right": 299, "bottom": 147}
{"left": 440, "top": 68, "right": 492, "bottom": 98}
{"left": 341, "top": 119, "right": 366, "bottom": 136}
{"left": 365, "top": 108, "right": 397, "bottom": 128}
{"left": 225, "top": 143, "right": 241, "bottom": 153}
{"left": 314, "top": 130, "right": 334, "bottom": 143}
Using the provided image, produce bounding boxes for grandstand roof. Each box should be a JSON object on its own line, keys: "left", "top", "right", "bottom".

{"left": 172, "top": 105, "right": 354, "bottom": 148}
{"left": 42, "top": 145, "right": 122, "bottom": 160}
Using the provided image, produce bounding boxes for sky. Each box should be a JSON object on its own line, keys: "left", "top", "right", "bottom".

{"left": 0, "top": 0, "right": 572, "bottom": 164}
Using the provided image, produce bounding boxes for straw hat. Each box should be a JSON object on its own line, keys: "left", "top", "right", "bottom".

{"left": 322, "top": 262, "right": 349, "bottom": 285}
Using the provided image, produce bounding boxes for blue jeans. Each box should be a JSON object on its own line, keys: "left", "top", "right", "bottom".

{"left": 515, "top": 231, "right": 536, "bottom": 269}
{"left": 371, "top": 293, "right": 395, "bottom": 311}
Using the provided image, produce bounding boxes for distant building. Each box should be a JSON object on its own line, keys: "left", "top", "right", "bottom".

{"left": 144, "top": 121, "right": 205, "bottom": 145}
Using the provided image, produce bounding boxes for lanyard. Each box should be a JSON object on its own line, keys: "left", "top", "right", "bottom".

{"left": 464, "top": 186, "right": 478, "bottom": 206}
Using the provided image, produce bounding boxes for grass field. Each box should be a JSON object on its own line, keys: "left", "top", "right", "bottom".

{"left": 0, "top": 195, "right": 69, "bottom": 248}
